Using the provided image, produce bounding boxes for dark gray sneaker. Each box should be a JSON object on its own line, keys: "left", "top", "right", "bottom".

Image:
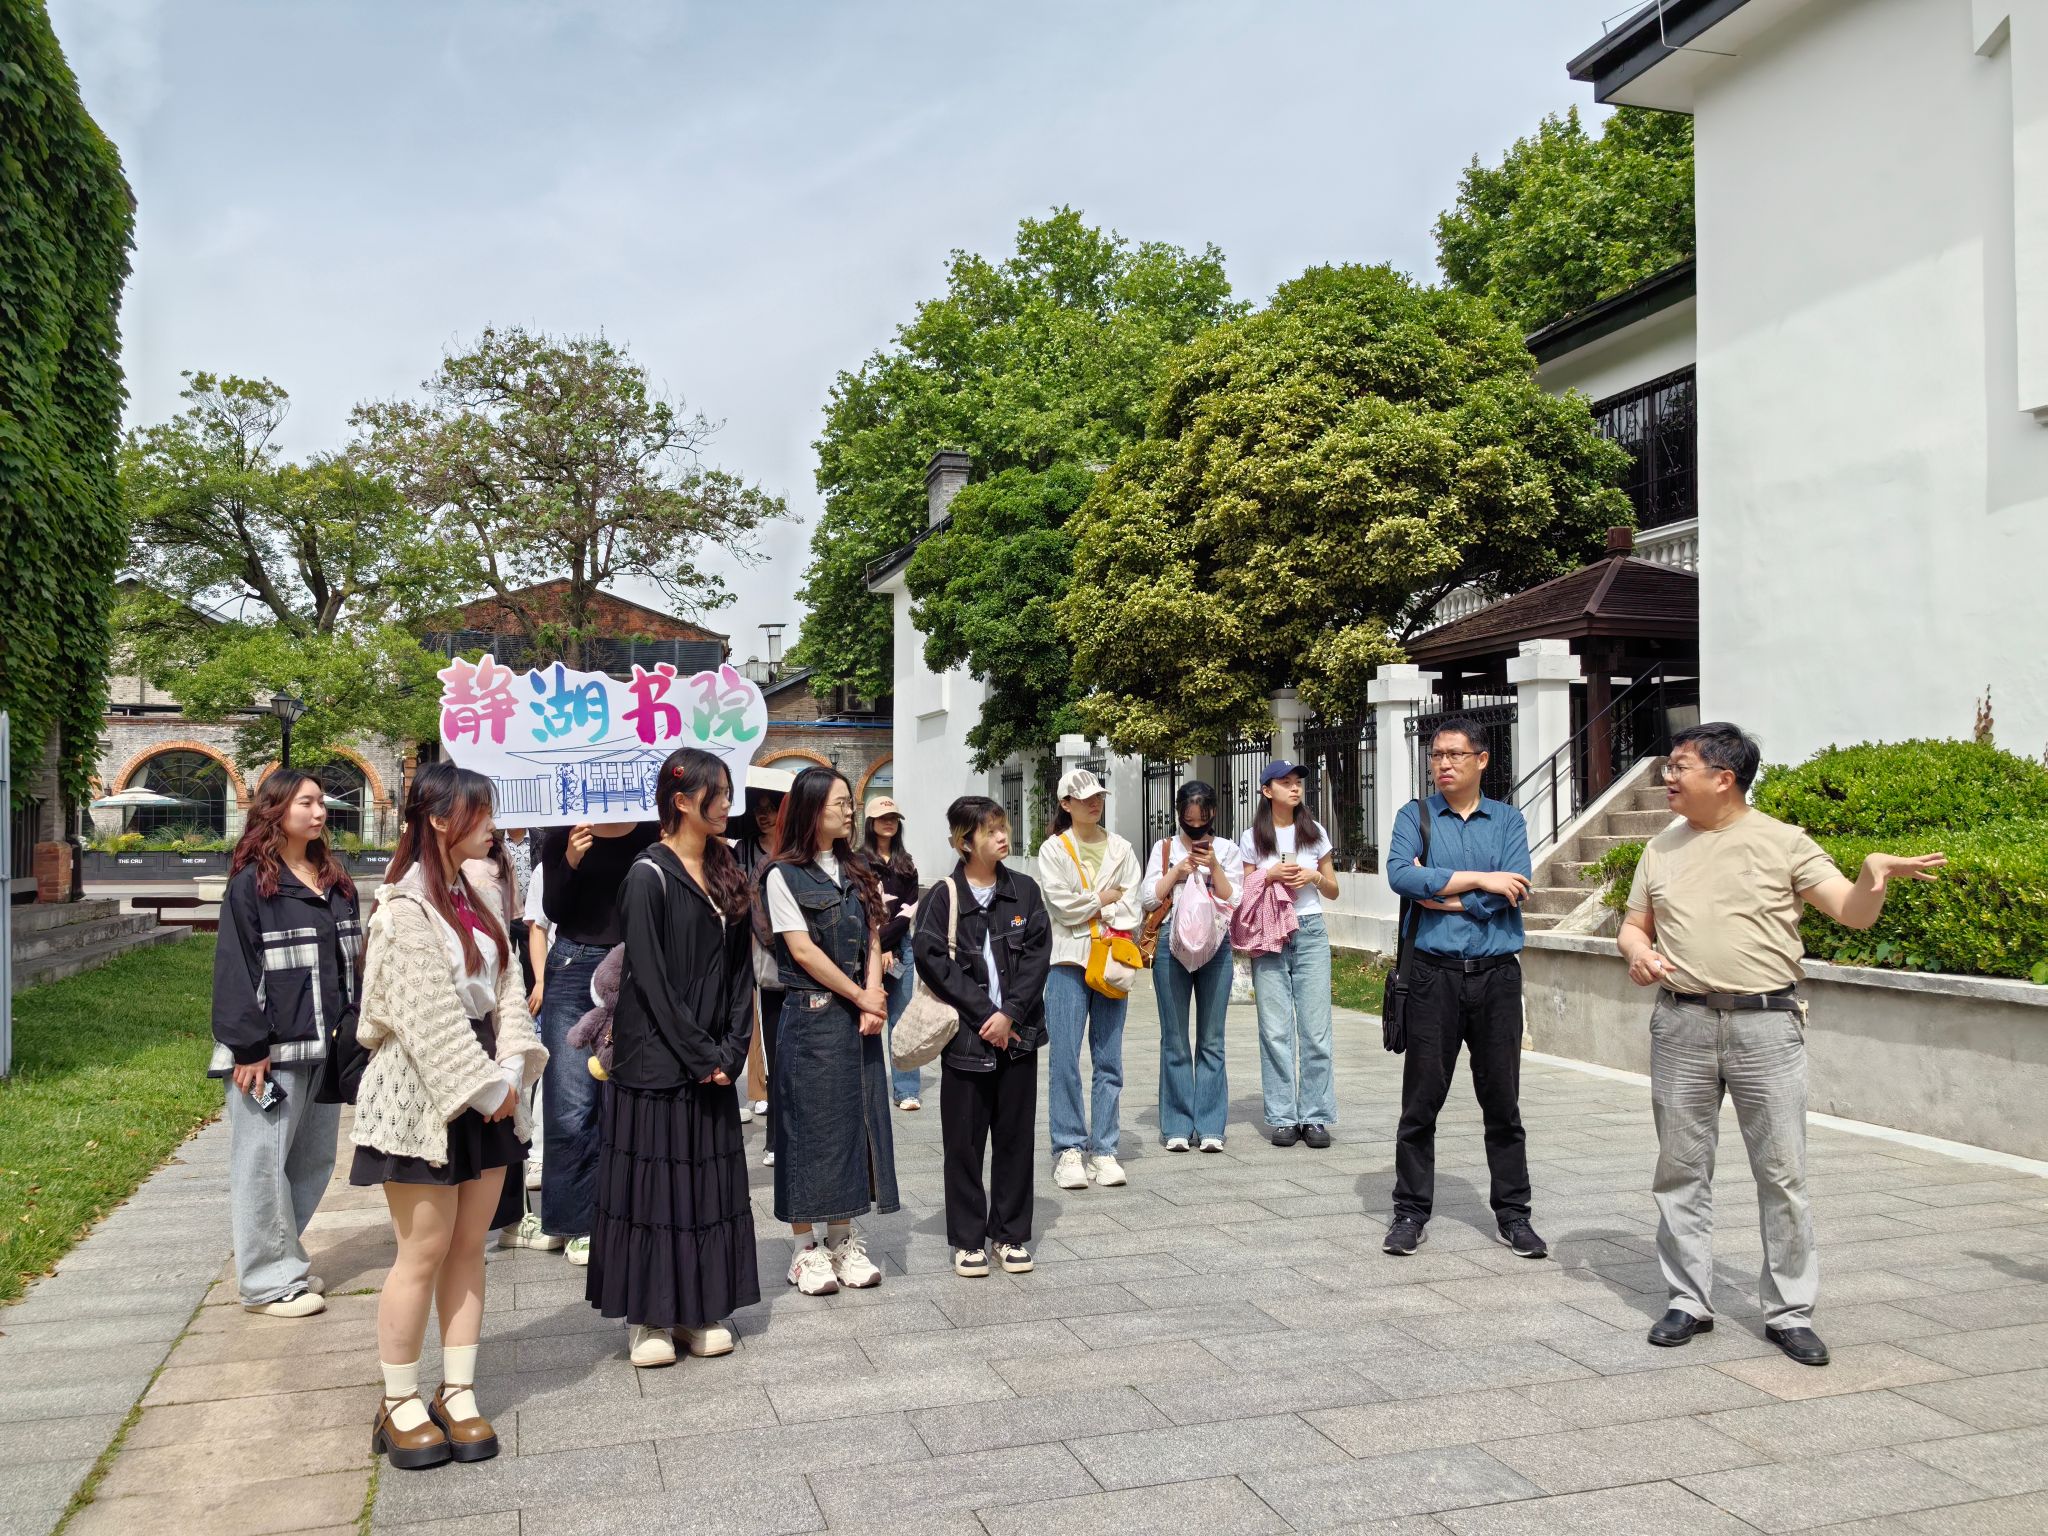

{"left": 1383, "top": 1217, "right": 1426, "bottom": 1256}
{"left": 1496, "top": 1218, "right": 1548, "bottom": 1260}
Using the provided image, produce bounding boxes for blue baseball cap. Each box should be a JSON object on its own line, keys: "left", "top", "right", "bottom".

{"left": 1260, "top": 759, "right": 1303, "bottom": 786}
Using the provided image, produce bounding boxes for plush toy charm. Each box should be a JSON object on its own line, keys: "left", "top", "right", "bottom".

{"left": 566, "top": 944, "right": 625, "bottom": 1081}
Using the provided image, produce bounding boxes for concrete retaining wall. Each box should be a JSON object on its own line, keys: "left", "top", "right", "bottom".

{"left": 1520, "top": 932, "right": 2048, "bottom": 1161}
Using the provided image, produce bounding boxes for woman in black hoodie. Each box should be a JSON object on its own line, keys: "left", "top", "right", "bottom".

{"left": 586, "top": 748, "right": 759, "bottom": 1369}
{"left": 911, "top": 796, "right": 1051, "bottom": 1279}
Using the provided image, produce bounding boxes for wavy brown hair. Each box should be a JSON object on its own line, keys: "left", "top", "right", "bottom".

{"left": 386, "top": 761, "right": 506, "bottom": 975}
{"left": 230, "top": 769, "right": 354, "bottom": 901}
{"left": 772, "top": 767, "right": 884, "bottom": 931}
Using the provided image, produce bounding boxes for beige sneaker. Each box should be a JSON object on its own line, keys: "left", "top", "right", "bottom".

{"left": 628, "top": 1324, "right": 677, "bottom": 1368}
{"left": 787, "top": 1243, "right": 839, "bottom": 1296}
{"left": 825, "top": 1230, "right": 882, "bottom": 1289}
{"left": 954, "top": 1247, "right": 990, "bottom": 1278}
{"left": 1053, "top": 1149, "right": 1089, "bottom": 1190}
{"left": 499, "top": 1213, "right": 566, "bottom": 1251}
{"left": 679, "top": 1322, "right": 735, "bottom": 1357}
{"left": 1088, "top": 1155, "right": 1128, "bottom": 1188}
{"left": 563, "top": 1236, "right": 591, "bottom": 1267}
{"left": 995, "top": 1242, "right": 1034, "bottom": 1274}
{"left": 244, "top": 1290, "right": 325, "bottom": 1319}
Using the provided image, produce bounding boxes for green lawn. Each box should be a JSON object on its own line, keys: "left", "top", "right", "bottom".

{"left": 1, "top": 935, "right": 224, "bottom": 1304}
{"left": 1330, "top": 947, "right": 1390, "bottom": 1014}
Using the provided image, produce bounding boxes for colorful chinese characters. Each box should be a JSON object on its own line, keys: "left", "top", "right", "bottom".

{"left": 438, "top": 655, "right": 520, "bottom": 746}
{"left": 529, "top": 662, "right": 610, "bottom": 744}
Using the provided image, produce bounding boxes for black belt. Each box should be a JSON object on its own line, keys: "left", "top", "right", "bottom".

{"left": 1413, "top": 949, "right": 1520, "bottom": 975}
{"left": 1661, "top": 985, "right": 1799, "bottom": 1013}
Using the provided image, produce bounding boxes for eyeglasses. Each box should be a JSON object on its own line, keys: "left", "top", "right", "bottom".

{"left": 1661, "top": 760, "right": 1708, "bottom": 779}
{"left": 1428, "top": 750, "right": 1479, "bottom": 764}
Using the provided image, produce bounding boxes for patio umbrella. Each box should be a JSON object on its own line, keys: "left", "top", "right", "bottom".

{"left": 89, "top": 788, "right": 195, "bottom": 810}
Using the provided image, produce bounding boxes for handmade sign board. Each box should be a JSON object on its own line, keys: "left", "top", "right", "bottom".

{"left": 436, "top": 654, "right": 767, "bottom": 828}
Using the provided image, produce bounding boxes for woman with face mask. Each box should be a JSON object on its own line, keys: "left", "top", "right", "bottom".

{"left": 1143, "top": 781, "right": 1243, "bottom": 1152}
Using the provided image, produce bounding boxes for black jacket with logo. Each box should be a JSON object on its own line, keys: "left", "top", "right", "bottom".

{"left": 911, "top": 862, "right": 1052, "bottom": 1072}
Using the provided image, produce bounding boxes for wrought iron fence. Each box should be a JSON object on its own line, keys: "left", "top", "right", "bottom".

{"left": 1140, "top": 757, "right": 1186, "bottom": 847}
{"left": 1298, "top": 714, "right": 1378, "bottom": 872}
{"left": 1511, "top": 665, "right": 1675, "bottom": 841}
{"left": 10, "top": 798, "right": 42, "bottom": 881}
{"left": 1593, "top": 365, "right": 1697, "bottom": 531}
{"left": 998, "top": 760, "right": 1025, "bottom": 836}
{"left": 1408, "top": 697, "right": 1518, "bottom": 803}
{"left": 1217, "top": 731, "right": 1272, "bottom": 842}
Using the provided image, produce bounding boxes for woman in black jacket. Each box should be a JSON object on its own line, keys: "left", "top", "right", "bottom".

{"left": 862, "top": 796, "right": 922, "bottom": 1110}
{"left": 587, "top": 748, "right": 760, "bottom": 1369}
{"left": 911, "top": 795, "right": 1051, "bottom": 1279}
{"left": 211, "top": 769, "right": 363, "bottom": 1318}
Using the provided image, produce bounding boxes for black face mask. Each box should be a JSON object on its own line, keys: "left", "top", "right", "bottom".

{"left": 1178, "top": 817, "right": 1213, "bottom": 842}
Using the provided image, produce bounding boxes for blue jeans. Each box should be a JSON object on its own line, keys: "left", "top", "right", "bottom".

{"left": 1044, "top": 964, "right": 1125, "bottom": 1158}
{"left": 885, "top": 937, "right": 922, "bottom": 1103}
{"left": 1251, "top": 913, "right": 1335, "bottom": 1128}
{"left": 1156, "top": 941, "right": 1232, "bottom": 1144}
{"left": 538, "top": 939, "right": 609, "bottom": 1238}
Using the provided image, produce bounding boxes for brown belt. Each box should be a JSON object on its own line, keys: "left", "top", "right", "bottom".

{"left": 1661, "top": 985, "right": 1799, "bottom": 1013}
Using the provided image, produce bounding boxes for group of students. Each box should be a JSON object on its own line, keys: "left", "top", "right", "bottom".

{"left": 210, "top": 713, "right": 1947, "bottom": 1474}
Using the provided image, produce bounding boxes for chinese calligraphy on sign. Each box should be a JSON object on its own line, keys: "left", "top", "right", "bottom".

{"left": 436, "top": 655, "right": 768, "bottom": 827}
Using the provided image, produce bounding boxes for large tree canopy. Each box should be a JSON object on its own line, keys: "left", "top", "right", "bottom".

{"left": 1435, "top": 106, "right": 1693, "bottom": 334}
{"left": 1059, "top": 264, "right": 1633, "bottom": 756}
{"left": 0, "top": 0, "right": 133, "bottom": 806}
{"left": 789, "top": 209, "right": 1240, "bottom": 702}
{"left": 354, "top": 327, "right": 785, "bottom": 668}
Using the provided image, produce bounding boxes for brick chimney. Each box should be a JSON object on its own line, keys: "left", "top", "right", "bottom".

{"left": 925, "top": 450, "right": 969, "bottom": 527}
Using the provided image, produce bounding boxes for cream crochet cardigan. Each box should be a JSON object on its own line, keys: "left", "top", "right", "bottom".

{"left": 350, "top": 863, "right": 547, "bottom": 1164}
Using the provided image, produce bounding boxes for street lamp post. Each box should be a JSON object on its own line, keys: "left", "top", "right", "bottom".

{"left": 270, "top": 694, "right": 307, "bottom": 769}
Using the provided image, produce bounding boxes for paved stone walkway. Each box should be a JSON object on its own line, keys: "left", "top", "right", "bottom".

{"left": 6, "top": 988, "right": 2048, "bottom": 1535}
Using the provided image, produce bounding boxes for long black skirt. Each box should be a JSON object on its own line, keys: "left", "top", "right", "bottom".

{"left": 586, "top": 1078, "right": 760, "bottom": 1329}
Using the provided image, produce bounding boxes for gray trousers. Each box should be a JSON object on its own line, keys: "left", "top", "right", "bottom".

{"left": 1649, "top": 993, "right": 1818, "bottom": 1329}
{"left": 226, "top": 1062, "right": 340, "bottom": 1305}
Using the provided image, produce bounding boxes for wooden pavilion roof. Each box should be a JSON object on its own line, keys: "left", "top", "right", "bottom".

{"left": 1405, "top": 553, "right": 1698, "bottom": 669}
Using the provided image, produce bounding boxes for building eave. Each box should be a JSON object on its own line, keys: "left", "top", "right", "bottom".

{"left": 1566, "top": 0, "right": 1754, "bottom": 105}
{"left": 1525, "top": 259, "right": 1696, "bottom": 365}
{"left": 863, "top": 515, "right": 951, "bottom": 593}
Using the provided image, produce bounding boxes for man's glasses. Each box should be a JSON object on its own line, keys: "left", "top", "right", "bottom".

{"left": 1428, "top": 750, "right": 1479, "bottom": 764}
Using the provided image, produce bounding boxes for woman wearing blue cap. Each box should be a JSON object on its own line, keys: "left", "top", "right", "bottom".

{"left": 1239, "top": 761, "right": 1339, "bottom": 1146}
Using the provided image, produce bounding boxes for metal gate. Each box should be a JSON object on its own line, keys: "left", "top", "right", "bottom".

{"left": 1217, "top": 731, "right": 1272, "bottom": 842}
{"left": 1299, "top": 713, "right": 1378, "bottom": 872}
{"left": 1408, "top": 697, "right": 1518, "bottom": 803}
{"left": 1140, "top": 757, "right": 1185, "bottom": 846}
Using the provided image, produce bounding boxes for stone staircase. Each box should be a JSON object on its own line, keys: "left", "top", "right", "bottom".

{"left": 9, "top": 897, "right": 189, "bottom": 990}
{"left": 1521, "top": 756, "right": 1673, "bottom": 934}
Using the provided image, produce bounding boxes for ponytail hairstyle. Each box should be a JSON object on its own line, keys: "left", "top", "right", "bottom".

{"left": 385, "top": 761, "right": 507, "bottom": 975}
{"left": 230, "top": 768, "right": 353, "bottom": 901}
{"left": 772, "top": 767, "right": 885, "bottom": 932}
{"left": 655, "top": 748, "right": 751, "bottom": 920}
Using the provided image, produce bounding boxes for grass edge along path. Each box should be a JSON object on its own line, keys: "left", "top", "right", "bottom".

{"left": 0, "top": 934, "right": 224, "bottom": 1304}
{"left": 1329, "top": 947, "right": 1389, "bottom": 1014}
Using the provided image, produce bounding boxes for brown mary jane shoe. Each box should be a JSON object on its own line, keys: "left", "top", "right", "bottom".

{"left": 372, "top": 1394, "right": 452, "bottom": 1471}
{"left": 427, "top": 1382, "right": 501, "bottom": 1462}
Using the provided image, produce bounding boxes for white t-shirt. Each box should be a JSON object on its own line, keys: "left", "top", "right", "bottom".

{"left": 522, "top": 863, "right": 552, "bottom": 942}
{"left": 1238, "top": 821, "right": 1336, "bottom": 917}
{"left": 965, "top": 878, "right": 1002, "bottom": 1013}
{"left": 765, "top": 852, "right": 841, "bottom": 934}
{"left": 1147, "top": 833, "right": 1246, "bottom": 916}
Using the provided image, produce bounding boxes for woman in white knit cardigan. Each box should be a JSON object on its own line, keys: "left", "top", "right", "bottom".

{"left": 351, "top": 764, "right": 545, "bottom": 1472}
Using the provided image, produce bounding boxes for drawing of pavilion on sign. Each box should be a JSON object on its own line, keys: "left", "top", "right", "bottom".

{"left": 481, "top": 743, "right": 673, "bottom": 822}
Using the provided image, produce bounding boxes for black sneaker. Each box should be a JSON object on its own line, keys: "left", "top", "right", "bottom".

{"left": 1383, "top": 1217, "right": 1426, "bottom": 1255}
{"left": 1496, "top": 1218, "right": 1548, "bottom": 1260}
{"left": 1270, "top": 1125, "right": 1302, "bottom": 1147}
{"left": 1301, "top": 1124, "right": 1332, "bottom": 1149}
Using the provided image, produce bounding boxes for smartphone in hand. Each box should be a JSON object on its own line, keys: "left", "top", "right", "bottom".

{"left": 253, "top": 1076, "right": 287, "bottom": 1113}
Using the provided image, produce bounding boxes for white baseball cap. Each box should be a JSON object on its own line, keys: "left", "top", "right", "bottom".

{"left": 1057, "top": 767, "right": 1107, "bottom": 801}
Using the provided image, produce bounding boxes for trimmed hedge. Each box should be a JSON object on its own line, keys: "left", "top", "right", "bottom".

{"left": 1752, "top": 739, "right": 2048, "bottom": 839}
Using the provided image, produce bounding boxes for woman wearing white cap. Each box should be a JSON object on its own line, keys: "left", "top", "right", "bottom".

{"left": 1035, "top": 767, "right": 1145, "bottom": 1190}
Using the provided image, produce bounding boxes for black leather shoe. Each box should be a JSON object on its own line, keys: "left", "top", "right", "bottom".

{"left": 1270, "top": 1125, "right": 1301, "bottom": 1147}
{"left": 1301, "top": 1124, "right": 1332, "bottom": 1149}
{"left": 1766, "top": 1325, "right": 1831, "bottom": 1367}
{"left": 1647, "top": 1308, "right": 1713, "bottom": 1347}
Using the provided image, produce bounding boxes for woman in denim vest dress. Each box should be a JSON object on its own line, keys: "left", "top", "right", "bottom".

{"left": 761, "top": 768, "right": 900, "bottom": 1295}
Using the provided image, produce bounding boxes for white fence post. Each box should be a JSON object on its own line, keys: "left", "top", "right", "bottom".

{"left": 1366, "top": 665, "right": 1438, "bottom": 898}
{"left": 1268, "top": 688, "right": 1307, "bottom": 768}
{"left": 1507, "top": 639, "right": 1583, "bottom": 852}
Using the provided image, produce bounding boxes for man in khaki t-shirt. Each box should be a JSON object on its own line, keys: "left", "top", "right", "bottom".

{"left": 1618, "top": 723, "right": 1943, "bottom": 1370}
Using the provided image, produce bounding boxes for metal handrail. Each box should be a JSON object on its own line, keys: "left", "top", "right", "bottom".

{"left": 1510, "top": 662, "right": 1672, "bottom": 843}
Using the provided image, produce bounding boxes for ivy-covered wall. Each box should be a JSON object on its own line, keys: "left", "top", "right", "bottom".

{"left": 0, "top": 1, "right": 135, "bottom": 809}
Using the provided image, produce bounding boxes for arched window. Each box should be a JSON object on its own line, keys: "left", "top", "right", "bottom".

{"left": 134, "top": 750, "right": 229, "bottom": 838}
{"left": 310, "top": 760, "right": 368, "bottom": 842}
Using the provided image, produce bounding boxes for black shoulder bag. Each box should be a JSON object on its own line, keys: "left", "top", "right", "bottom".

{"left": 1379, "top": 797, "right": 1432, "bottom": 1054}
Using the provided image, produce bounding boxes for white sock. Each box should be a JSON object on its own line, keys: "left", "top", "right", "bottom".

{"left": 380, "top": 1360, "right": 430, "bottom": 1431}
{"left": 440, "top": 1343, "right": 479, "bottom": 1421}
{"left": 826, "top": 1221, "right": 851, "bottom": 1248}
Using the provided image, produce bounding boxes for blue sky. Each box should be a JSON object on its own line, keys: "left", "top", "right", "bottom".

{"left": 50, "top": 0, "right": 1631, "bottom": 662}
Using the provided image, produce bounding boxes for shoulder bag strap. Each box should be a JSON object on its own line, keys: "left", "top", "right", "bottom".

{"left": 1060, "top": 832, "right": 1104, "bottom": 940}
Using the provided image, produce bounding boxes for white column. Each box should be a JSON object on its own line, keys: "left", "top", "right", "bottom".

{"left": 1507, "top": 638, "right": 1583, "bottom": 851}
{"left": 1268, "top": 688, "right": 1307, "bottom": 765}
{"left": 1366, "top": 664, "right": 1438, "bottom": 902}
{"left": 1104, "top": 750, "right": 1148, "bottom": 850}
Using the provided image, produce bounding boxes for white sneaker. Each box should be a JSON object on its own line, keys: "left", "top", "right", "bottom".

{"left": 897, "top": 1097, "right": 921, "bottom": 1112}
{"left": 1164, "top": 1136, "right": 1191, "bottom": 1153}
{"left": 954, "top": 1248, "right": 990, "bottom": 1278}
{"left": 679, "top": 1321, "right": 735, "bottom": 1357}
{"left": 752, "top": 1099, "right": 769, "bottom": 1116}
{"left": 1088, "top": 1155, "right": 1128, "bottom": 1188}
{"left": 244, "top": 1290, "right": 324, "bottom": 1318}
{"left": 628, "top": 1324, "right": 676, "bottom": 1368}
{"left": 1199, "top": 1136, "right": 1225, "bottom": 1153}
{"left": 524, "top": 1161, "right": 544, "bottom": 1191}
{"left": 1054, "top": 1149, "right": 1089, "bottom": 1190}
{"left": 825, "top": 1230, "right": 882, "bottom": 1289}
{"left": 500, "top": 1213, "right": 566, "bottom": 1250}
{"left": 995, "top": 1242, "right": 1034, "bottom": 1274}
{"left": 564, "top": 1236, "right": 591, "bottom": 1267}
{"left": 763, "top": 1149, "right": 775, "bottom": 1167}
{"left": 738, "top": 1102, "right": 755, "bottom": 1124}
{"left": 788, "top": 1243, "right": 839, "bottom": 1296}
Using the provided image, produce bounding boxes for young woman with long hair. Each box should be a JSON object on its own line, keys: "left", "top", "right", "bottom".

{"left": 1035, "top": 768, "right": 1145, "bottom": 1192}
{"left": 350, "top": 763, "right": 545, "bottom": 1471}
{"left": 862, "top": 796, "right": 924, "bottom": 1110}
{"left": 588, "top": 749, "right": 761, "bottom": 1368}
{"left": 210, "top": 768, "right": 361, "bottom": 1319}
{"left": 1239, "top": 762, "right": 1339, "bottom": 1147}
{"left": 733, "top": 768, "right": 792, "bottom": 1138}
{"left": 912, "top": 797, "right": 1051, "bottom": 1279}
{"left": 762, "top": 767, "right": 898, "bottom": 1295}
{"left": 1144, "top": 779, "right": 1242, "bottom": 1153}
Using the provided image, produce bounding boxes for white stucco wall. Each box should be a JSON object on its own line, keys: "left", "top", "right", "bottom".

{"left": 1536, "top": 297, "right": 1697, "bottom": 404}
{"left": 1692, "top": 0, "right": 2048, "bottom": 762}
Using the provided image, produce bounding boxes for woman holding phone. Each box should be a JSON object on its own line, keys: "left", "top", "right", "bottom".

{"left": 1143, "top": 780, "right": 1241, "bottom": 1153}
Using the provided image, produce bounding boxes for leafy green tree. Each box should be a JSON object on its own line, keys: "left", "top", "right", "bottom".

{"left": 904, "top": 465, "right": 1093, "bottom": 769}
{"left": 1436, "top": 106, "right": 1693, "bottom": 333}
{"left": 0, "top": 0, "right": 133, "bottom": 808}
{"left": 354, "top": 328, "right": 785, "bottom": 667}
{"left": 1059, "top": 264, "right": 1634, "bottom": 756}
{"left": 119, "top": 372, "right": 459, "bottom": 766}
{"left": 790, "top": 209, "right": 1240, "bottom": 703}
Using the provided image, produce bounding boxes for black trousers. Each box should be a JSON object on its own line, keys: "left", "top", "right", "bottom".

{"left": 1392, "top": 956, "right": 1531, "bottom": 1225}
{"left": 940, "top": 1052, "right": 1037, "bottom": 1251}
